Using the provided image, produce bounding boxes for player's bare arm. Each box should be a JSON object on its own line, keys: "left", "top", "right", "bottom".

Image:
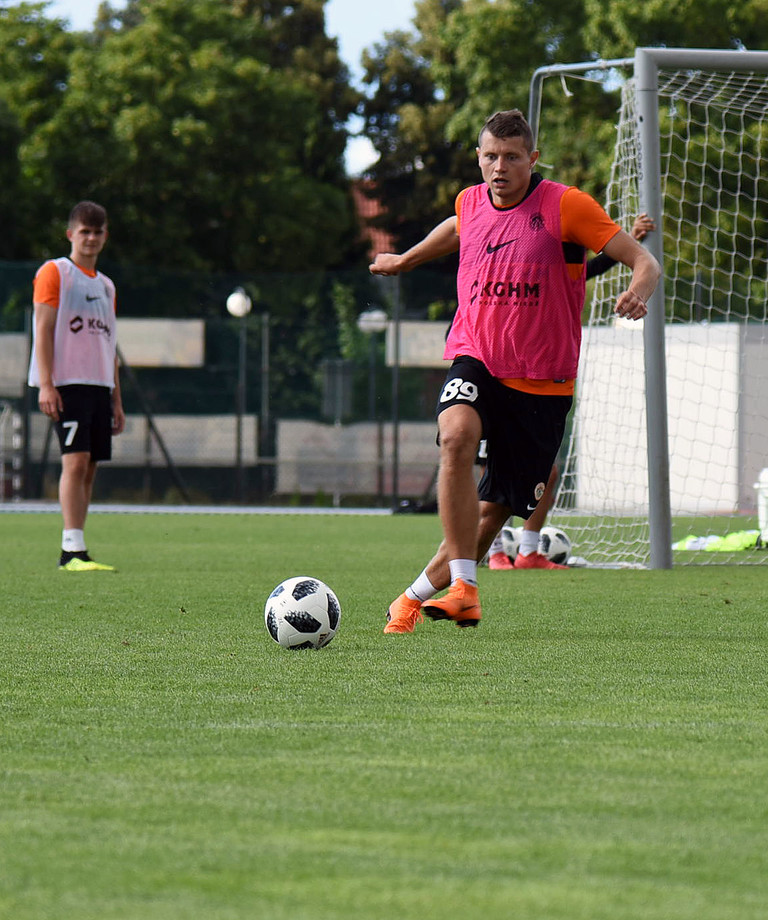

{"left": 369, "top": 216, "right": 459, "bottom": 276}
{"left": 33, "top": 302, "right": 63, "bottom": 421}
{"left": 111, "top": 356, "right": 126, "bottom": 435}
{"left": 601, "top": 230, "right": 661, "bottom": 321}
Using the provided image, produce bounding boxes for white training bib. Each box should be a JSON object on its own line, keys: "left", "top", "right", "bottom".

{"left": 28, "top": 258, "right": 117, "bottom": 389}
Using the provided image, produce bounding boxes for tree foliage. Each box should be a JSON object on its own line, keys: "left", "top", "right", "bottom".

{"left": 3, "top": 0, "right": 763, "bottom": 423}
{"left": 0, "top": 0, "right": 374, "bottom": 426}
{"left": 583, "top": 0, "right": 768, "bottom": 59}
{"left": 0, "top": 0, "right": 361, "bottom": 272}
{"left": 358, "top": 1, "right": 473, "bottom": 271}
{"left": 358, "top": 0, "right": 757, "bottom": 259}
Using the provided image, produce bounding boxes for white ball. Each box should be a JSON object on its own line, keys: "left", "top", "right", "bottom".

{"left": 539, "top": 526, "right": 572, "bottom": 564}
{"left": 500, "top": 524, "right": 523, "bottom": 561}
{"left": 264, "top": 576, "right": 341, "bottom": 650}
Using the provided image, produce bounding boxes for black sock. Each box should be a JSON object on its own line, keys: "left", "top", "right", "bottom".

{"left": 59, "top": 550, "right": 91, "bottom": 564}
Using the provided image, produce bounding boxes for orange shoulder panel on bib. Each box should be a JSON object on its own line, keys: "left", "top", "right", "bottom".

{"left": 33, "top": 260, "right": 61, "bottom": 308}
{"left": 455, "top": 187, "right": 473, "bottom": 235}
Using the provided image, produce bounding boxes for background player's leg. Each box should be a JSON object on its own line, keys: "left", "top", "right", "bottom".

{"left": 59, "top": 451, "right": 96, "bottom": 531}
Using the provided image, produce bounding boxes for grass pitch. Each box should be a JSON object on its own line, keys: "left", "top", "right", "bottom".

{"left": 1, "top": 511, "right": 767, "bottom": 919}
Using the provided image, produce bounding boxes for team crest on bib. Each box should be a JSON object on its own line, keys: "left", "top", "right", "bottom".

{"left": 534, "top": 482, "right": 546, "bottom": 501}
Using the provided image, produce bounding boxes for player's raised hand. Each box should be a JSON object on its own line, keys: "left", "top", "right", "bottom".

{"left": 369, "top": 253, "right": 404, "bottom": 276}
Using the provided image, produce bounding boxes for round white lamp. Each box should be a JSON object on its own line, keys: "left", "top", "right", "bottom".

{"left": 226, "top": 287, "right": 252, "bottom": 318}
{"left": 357, "top": 308, "right": 388, "bottom": 334}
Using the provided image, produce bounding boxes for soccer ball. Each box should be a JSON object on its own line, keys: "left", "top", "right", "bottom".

{"left": 539, "top": 526, "right": 572, "bottom": 564}
{"left": 500, "top": 524, "right": 523, "bottom": 562}
{"left": 264, "top": 576, "right": 341, "bottom": 650}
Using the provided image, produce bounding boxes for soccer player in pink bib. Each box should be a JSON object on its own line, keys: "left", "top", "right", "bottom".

{"left": 28, "top": 201, "right": 125, "bottom": 571}
{"left": 370, "top": 110, "right": 660, "bottom": 632}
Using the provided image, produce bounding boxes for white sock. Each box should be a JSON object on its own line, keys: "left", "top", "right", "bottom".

{"left": 62, "top": 529, "right": 86, "bottom": 552}
{"left": 489, "top": 533, "right": 504, "bottom": 555}
{"left": 405, "top": 570, "right": 437, "bottom": 602}
{"left": 519, "top": 530, "right": 539, "bottom": 557}
{"left": 449, "top": 558, "right": 477, "bottom": 587}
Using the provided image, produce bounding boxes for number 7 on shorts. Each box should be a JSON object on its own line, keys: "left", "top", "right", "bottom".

{"left": 62, "top": 420, "right": 79, "bottom": 447}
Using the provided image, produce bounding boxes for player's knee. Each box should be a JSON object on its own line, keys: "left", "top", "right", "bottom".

{"left": 479, "top": 503, "right": 508, "bottom": 536}
{"left": 61, "top": 451, "right": 92, "bottom": 478}
{"left": 439, "top": 429, "right": 478, "bottom": 468}
{"left": 438, "top": 411, "right": 480, "bottom": 463}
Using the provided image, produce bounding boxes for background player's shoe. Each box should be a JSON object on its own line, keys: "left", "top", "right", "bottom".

{"left": 488, "top": 551, "right": 514, "bottom": 570}
{"left": 59, "top": 550, "right": 116, "bottom": 572}
{"left": 421, "top": 579, "right": 481, "bottom": 627}
{"left": 384, "top": 594, "right": 424, "bottom": 634}
{"left": 513, "top": 552, "right": 567, "bottom": 570}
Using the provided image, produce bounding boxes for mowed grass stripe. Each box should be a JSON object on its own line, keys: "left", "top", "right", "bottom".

{"left": 1, "top": 512, "right": 767, "bottom": 919}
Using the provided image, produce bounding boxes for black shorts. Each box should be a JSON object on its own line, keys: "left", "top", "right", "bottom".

{"left": 55, "top": 385, "right": 113, "bottom": 462}
{"left": 436, "top": 356, "right": 571, "bottom": 519}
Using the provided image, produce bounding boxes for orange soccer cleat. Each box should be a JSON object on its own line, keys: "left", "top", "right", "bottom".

{"left": 488, "top": 551, "right": 514, "bottom": 570}
{"left": 384, "top": 593, "right": 424, "bottom": 634}
{"left": 421, "top": 579, "right": 481, "bottom": 628}
{"left": 513, "top": 552, "right": 567, "bottom": 570}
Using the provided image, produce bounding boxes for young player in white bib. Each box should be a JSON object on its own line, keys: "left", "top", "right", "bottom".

{"left": 28, "top": 201, "right": 125, "bottom": 571}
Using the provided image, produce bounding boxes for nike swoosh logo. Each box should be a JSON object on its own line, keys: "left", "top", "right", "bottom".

{"left": 85, "top": 295, "right": 100, "bottom": 301}
{"left": 486, "top": 238, "right": 517, "bottom": 254}
{"left": 526, "top": 504, "right": 538, "bottom": 511}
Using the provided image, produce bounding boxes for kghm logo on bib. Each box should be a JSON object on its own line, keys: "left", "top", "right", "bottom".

{"left": 469, "top": 278, "right": 540, "bottom": 306}
{"left": 87, "top": 318, "right": 112, "bottom": 337}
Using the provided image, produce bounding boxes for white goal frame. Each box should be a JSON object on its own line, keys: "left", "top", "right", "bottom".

{"left": 529, "top": 48, "right": 768, "bottom": 568}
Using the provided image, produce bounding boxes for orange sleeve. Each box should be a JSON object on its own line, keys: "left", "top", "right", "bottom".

{"left": 33, "top": 260, "right": 61, "bottom": 308}
{"left": 455, "top": 187, "right": 471, "bottom": 236}
{"left": 560, "top": 187, "right": 621, "bottom": 253}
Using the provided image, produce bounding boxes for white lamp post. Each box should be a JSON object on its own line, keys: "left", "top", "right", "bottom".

{"left": 356, "top": 308, "right": 388, "bottom": 420}
{"left": 357, "top": 308, "right": 388, "bottom": 504}
{"left": 226, "top": 287, "right": 252, "bottom": 502}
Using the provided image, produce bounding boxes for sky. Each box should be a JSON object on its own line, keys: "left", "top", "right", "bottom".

{"left": 10, "top": 0, "right": 419, "bottom": 173}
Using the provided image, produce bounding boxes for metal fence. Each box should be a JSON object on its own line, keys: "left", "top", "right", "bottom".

{"left": 0, "top": 262, "right": 456, "bottom": 507}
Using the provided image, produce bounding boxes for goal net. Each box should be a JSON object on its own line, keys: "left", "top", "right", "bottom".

{"left": 547, "top": 52, "right": 768, "bottom": 566}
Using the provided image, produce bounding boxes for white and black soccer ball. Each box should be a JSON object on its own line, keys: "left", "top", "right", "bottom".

{"left": 500, "top": 524, "right": 523, "bottom": 562}
{"left": 264, "top": 576, "right": 341, "bottom": 650}
{"left": 539, "top": 526, "right": 572, "bottom": 564}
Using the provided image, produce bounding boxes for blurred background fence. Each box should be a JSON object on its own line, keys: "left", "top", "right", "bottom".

{"left": 0, "top": 261, "right": 458, "bottom": 508}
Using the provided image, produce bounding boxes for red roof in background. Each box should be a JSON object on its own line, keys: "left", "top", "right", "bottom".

{"left": 351, "top": 179, "right": 395, "bottom": 260}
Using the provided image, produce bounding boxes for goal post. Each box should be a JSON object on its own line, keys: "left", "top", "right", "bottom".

{"left": 529, "top": 48, "right": 768, "bottom": 567}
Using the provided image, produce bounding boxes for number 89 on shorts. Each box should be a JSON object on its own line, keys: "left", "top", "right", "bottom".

{"left": 439, "top": 376, "right": 479, "bottom": 405}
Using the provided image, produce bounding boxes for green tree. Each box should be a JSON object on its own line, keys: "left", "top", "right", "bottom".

{"left": 0, "top": 3, "right": 83, "bottom": 133}
{"left": 0, "top": 3, "right": 86, "bottom": 256}
{"left": 20, "top": 0, "right": 360, "bottom": 272}
{"left": 357, "top": 0, "right": 618, "bottom": 283}
{"left": 359, "top": 0, "right": 476, "bottom": 278}
{"left": 358, "top": 0, "right": 765, "bottom": 280}
{"left": 0, "top": 0, "right": 370, "bottom": 418}
{"left": 0, "top": 100, "right": 26, "bottom": 259}
{"left": 583, "top": 0, "right": 768, "bottom": 59}
{"left": 0, "top": 0, "right": 362, "bottom": 273}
